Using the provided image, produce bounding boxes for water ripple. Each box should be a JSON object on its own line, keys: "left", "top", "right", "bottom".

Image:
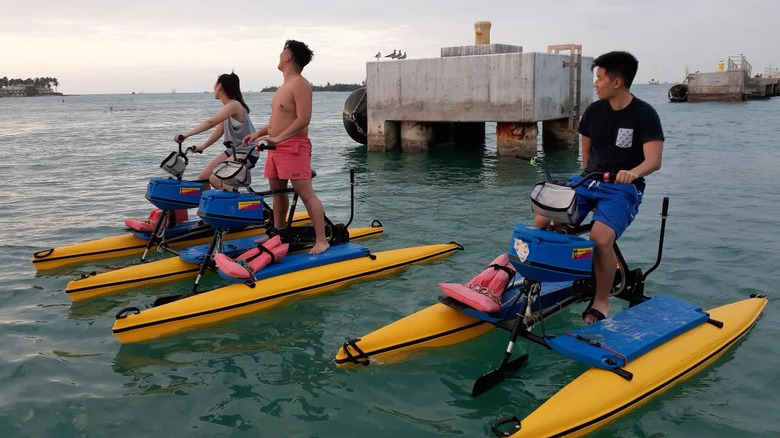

{"left": 0, "top": 88, "right": 778, "bottom": 437}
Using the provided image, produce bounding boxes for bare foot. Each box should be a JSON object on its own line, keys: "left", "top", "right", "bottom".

{"left": 309, "top": 240, "right": 330, "bottom": 255}
{"left": 583, "top": 299, "right": 609, "bottom": 325}
{"left": 254, "top": 235, "right": 269, "bottom": 244}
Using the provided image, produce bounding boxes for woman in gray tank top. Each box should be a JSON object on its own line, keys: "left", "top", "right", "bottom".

{"left": 173, "top": 72, "right": 258, "bottom": 190}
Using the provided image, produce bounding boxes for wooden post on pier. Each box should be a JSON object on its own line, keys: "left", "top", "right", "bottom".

{"left": 545, "top": 44, "right": 582, "bottom": 151}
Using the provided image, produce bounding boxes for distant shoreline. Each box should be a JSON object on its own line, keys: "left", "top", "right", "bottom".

{"left": 0, "top": 92, "right": 64, "bottom": 98}
{"left": 261, "top": 83, "right": 364, "bottom": 92}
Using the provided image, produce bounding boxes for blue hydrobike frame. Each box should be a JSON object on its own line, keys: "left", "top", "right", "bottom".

{"left": 146, "top": 140, "right": 368, "bottom": 308}
{"left": 456, "top": 156, "right": 685, "bottom": 399}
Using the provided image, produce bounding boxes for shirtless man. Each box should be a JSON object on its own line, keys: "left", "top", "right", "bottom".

{"left": 243, "top": 40, "right": 329, "bottom": 254}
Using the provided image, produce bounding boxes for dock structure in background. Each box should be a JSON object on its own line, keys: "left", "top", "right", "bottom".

{"left": 684, "top": 55, "right": 780, "bottom": 102}
{"left": 365, "top": 22, "right": 593, "bottom": 155}
{"left": 546, "top": 44, "right": 583, "bottom": 149}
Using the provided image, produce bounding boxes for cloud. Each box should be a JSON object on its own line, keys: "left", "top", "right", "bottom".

{"left": 2, "top": 0, "right": 777, "bottom": 93}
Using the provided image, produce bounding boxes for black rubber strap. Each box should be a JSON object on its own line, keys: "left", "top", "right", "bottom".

{"left": 341, "top": 339, "right": 370, "bottom": 366}
{"left": 488, "top": 263, "right": 515, "bottom": 276}
{"left": 115, "top": 306, "right": 140, "bottom": 319}
{"left": 244, "top": 242, "right": 276, "bottom": 264}
{"left": 491, "top": 416, "right": 521, "bottom": 437}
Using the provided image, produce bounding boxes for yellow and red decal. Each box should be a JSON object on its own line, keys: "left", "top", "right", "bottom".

{"left": 179, "top": 187, "right": 201, "bottom": 196}
{"left": 572, "top": 248, "right": 593, "bottom": 260}
{"left": 238, "top": 201, "right": 262, "bottom": 210}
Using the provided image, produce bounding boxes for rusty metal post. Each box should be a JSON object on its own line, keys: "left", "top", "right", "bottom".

{"left": 496, "top": 122, "right": 538, "bottom": 156}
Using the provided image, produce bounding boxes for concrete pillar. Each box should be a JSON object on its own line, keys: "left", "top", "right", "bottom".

{"left": 542, "top": 118, "right": 577, "bottom": 151}
{"left": 368, "top": 120, "right": 400, "bottom": 152}
{"left": 385, "top": 121, "right": 401, "bottom": 151}
{"left": 401, "top": 121, "right": 434, "bottom": 153}
{"left": 453, "top": 122, "right": 486, "bottom": 146}
{"left": 496, "top": 122, "right": 538, "bottom": 156}
{"left": 474, "top": 21, "right": 492, "bottom": 44}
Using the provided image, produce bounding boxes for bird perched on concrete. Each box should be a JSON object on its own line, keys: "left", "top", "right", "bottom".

{"left": 397, "top": 51, "right": 407, "bottom": 60}
{"left": 385, "top": 50, "right": 397, "bottom": 59}
{"left": 374, "top": 52, "right": 381, "bottom": 60}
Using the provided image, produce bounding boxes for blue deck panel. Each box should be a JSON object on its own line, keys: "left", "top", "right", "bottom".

{"left": 546, "top": 295, "right": 708, "bottom": 369}
{"left": 217, "top": 243, "right": 371, "bottom": 282}
{"left": 132, "top": 220, "right": 203, "bottom": 241}
{"left": 178, "top": 236, "right": 260, "bottom": 264}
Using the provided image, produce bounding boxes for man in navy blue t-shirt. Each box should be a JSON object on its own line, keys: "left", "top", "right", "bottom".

{"left": 535, "top": 51, "right": 664, "bottom": 324}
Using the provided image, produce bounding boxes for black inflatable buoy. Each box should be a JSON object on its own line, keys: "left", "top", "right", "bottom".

{"left": 343, "top": 87, "right": 367, "bottom": 144}
{"left": 668, "top": 83, "right": 688, "bottom": 103}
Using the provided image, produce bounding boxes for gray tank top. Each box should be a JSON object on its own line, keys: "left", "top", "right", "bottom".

{"left": 222, "top": 103, "right": 257, "bottom": 156}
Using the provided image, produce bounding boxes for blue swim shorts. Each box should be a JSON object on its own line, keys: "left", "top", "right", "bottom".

{"left": 569, "top": 175, "right": 643, "bottom": 239}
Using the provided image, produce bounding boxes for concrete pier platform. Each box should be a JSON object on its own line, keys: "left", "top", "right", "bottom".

{"left": 683, "top": 55, "right": 779, "bottom": 102}
{"left": 366, "top": 44, "right": 593, "bottom": 154}
{"left": 746, "top": 77, "right": 780, "bottom": 99}
{"left": 685, "top": 72, "right": 779, "bottom": 101}
{"left": 687, "top": 71, "right": 747, "bottom": 102}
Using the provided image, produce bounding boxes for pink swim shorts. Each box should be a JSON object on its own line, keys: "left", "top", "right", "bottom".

{"left": 263, "top": 135, "right": 312, "bottom": 180}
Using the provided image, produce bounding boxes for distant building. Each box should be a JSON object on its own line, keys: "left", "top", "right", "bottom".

{"left": 0, "top": 84, "right": 57, "bottom": 97}
{"left": 0, "top": 85, "right": 27, "bottom": 96}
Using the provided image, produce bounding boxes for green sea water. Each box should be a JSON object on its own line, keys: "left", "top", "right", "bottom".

{"left": 0, "top": 86, "right": 778, "bottom": 437}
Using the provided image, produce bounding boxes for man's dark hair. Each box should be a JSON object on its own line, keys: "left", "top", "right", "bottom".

{"left": 284, "top": 40, "right": 314, "bottom": 70}
{"left": 593, "top": 51, "right": 638, "bottom": 88}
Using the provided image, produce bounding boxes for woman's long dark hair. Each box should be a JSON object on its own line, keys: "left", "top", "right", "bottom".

{"left": 217, "top": 72, "right": 250, "bottom": 113}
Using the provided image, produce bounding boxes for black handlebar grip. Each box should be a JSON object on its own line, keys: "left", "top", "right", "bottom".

{"left": 254, "top": 140, "right": 276, "bottom": 151}
{"left": 662, "top": 197, "right": 669, "bottom": 216}
{"left": 176, "top": 135, "right": 185, "bottom": 143}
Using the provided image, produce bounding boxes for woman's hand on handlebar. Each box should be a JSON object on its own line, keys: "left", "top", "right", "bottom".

{"left": 242, "top": 132, "right": 261, "bottom": 145}
{"left": 244, "top": 132, "right": 278, "bottom": 147}
{"left": 174, "top": 134, "right": 187, "bottom": 143}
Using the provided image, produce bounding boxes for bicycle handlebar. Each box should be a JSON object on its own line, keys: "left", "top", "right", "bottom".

{"left": 517, "top": 154, "right": 620, "bottom": 186}
{"left": 223, "top": 140, "right": 276, "bottom": 153}
{"left": 255, "top": 140, "right": 276, "bottom": 151}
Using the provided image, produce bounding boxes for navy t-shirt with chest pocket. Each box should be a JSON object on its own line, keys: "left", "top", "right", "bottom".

{"left": 578, "top": 95, "right": 664, "bottom": 192}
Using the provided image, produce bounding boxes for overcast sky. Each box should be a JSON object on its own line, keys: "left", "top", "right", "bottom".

{"left": 2, "top": 0, "right": 777, "bottom": 94}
